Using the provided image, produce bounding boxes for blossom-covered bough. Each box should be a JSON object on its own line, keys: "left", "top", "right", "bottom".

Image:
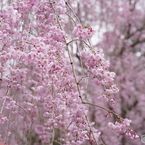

{"left": 0, "top": 0, "right": 139, "bottom": 145}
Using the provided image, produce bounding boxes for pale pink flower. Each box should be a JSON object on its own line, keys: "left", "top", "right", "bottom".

{"left": 73, "top": 24, "right": 94, "bottom": 39}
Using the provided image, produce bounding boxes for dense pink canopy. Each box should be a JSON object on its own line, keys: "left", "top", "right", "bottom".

{"left": 0, "top": 0, "right": 144, "bottom": 145}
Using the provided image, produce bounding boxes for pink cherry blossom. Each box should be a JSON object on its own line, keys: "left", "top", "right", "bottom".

{"left": 73, "top": 24, "right": 94, "bottom": 39}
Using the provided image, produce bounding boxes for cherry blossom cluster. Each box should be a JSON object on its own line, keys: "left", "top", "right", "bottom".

{"left": 108, "top": 118, "right": 139, "bottom": 139}
{"left": 73, "top": 24, "right": 94, "bottom": 39}
{"left": 81, "top": 49, "right": 119, "bottom": 103}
